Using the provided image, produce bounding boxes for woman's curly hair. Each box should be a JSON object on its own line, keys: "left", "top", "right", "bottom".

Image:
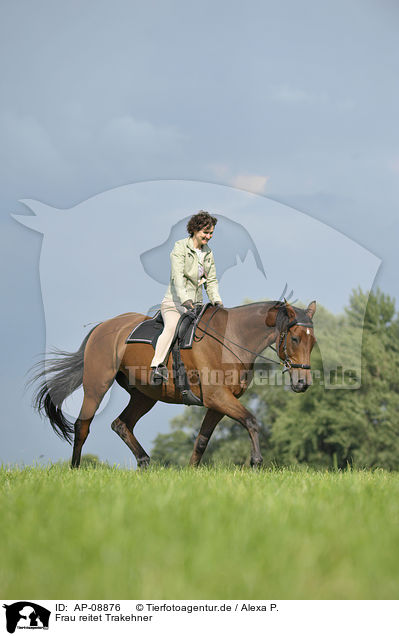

{"left": 187, "top": 210, "right": 218, "bottom": 236}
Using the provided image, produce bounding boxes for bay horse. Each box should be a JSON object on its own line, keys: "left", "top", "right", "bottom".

{"left": 32, "top": 300, "right": 316, "bottom": 468}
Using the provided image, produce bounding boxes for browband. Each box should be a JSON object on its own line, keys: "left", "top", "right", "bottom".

{"left": 287, "top": 319, "right": 314, "bottom": 330}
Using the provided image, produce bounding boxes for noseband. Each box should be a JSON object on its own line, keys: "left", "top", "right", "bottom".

{"left": 278, "top": 318, "right": 314, "bottom": 374}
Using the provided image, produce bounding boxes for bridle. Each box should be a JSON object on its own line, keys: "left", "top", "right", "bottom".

{"left": 271, "top": 317, "right": 314, "bottom": 373}
{"left": 194, "top": 304, "right": 314, "bottom": 373}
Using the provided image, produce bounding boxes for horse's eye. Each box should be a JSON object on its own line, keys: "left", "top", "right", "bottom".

{"left": 291, "top": 336, "right": 300, "bottom": 345}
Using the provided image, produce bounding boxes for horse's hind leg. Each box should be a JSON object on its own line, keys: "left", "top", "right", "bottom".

{"left": 71, "top": 368, "right": 117, "bottom": 468}
{"left": 71, "top": 393, "right": 104, "bottom": 468}
{"left": 71, "top": 416, "right": 94, "bottom": 468}
{"left": 111, "top": 388, "right": 157, "bottom": 468}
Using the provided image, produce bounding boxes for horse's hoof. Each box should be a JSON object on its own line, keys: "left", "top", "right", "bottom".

{"left": 137, "top": 457, "right": 150, "bottom": 469}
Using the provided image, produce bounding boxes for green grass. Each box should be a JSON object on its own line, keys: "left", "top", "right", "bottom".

{"left": 1, "top": 464, "right": 399, "bottom": 599}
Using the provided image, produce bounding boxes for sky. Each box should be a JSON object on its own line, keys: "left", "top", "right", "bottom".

{"left": 1, "top": 0, "right": 398, "bottom": 467}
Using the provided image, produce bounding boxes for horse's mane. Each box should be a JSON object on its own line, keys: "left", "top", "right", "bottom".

{"left": 228, "top": 300, "right": 312, "bottom": 333}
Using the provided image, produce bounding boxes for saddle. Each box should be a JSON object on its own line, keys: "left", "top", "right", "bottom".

{"left": 126, "top": 303, "right": 214, "bottom": 406}
{"left": 126, "top": 303, "right": 211, "bottom": 349}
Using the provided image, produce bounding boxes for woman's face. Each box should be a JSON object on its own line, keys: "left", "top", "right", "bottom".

{"left": 193, "top": 225, "right": 214, "bottom": 247}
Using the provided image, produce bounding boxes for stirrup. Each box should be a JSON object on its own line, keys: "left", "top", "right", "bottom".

{"left": 150, "top": 364, "right": 169, "bottom": 385}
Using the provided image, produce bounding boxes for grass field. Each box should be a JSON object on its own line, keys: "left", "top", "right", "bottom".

{"left": 1, "top": 464, "right": 398, "bottom": 599}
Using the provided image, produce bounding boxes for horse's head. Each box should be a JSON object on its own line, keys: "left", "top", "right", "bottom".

{"left": 266, "top": 300, "right": 316, "bottom": 392}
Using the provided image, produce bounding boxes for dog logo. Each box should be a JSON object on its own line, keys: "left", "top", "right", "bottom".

{"left": 3, "top": 602, "right": 51, "bottom": 633}
{"left": 13, "top": 180, "right": 380, "bottom": 393}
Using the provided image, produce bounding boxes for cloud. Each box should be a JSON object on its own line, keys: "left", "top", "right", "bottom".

{"left": 389, "top": 158, "right": 399, "bottom": 175}
{"left": 97, "top": 115, "right": 186, "bottom": 157}
{"left": 230, "top": 174, "right": 270, "bottom": 194}
{"left": 207, "top": 163, "right": 230, "bottom": 180}
{"left": 207, "top": 164, "right": 270, "bottom": 195}
{"left": 270, "top": 85, "right": 355, "bottom": 112}
{"left": 271, "top": 85, "right": 321, "bottom": 103}
{"left": 0, "top": 112, "right": 68, "bottom": 181}
{"left": 0, "top": 110, "right": 188, "bottom": 199}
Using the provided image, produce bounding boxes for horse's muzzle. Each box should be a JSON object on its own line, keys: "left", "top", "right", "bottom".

{"left": 290, "top": 379, "right": 309, "bottom": 393}
{"left": 290, "top": 369, "right": 312, "bottom": 393}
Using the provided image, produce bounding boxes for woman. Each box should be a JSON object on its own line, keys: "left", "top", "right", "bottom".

{"left": 150, "top": 210, "right": 223, "bottom": 383}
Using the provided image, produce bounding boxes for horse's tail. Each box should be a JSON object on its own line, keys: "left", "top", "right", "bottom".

{"left": 29, "top": 325, "right": 100, "bottom": 444}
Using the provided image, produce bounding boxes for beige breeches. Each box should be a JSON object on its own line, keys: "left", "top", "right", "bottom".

{"left": 150, "top": 300, "right": 186, "bottom": 367}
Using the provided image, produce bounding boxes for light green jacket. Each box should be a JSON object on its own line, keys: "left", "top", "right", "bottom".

{"left": 163, "top": 237, "right": 222, "bottom": 305}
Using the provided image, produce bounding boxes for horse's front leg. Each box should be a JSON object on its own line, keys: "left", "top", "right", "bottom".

{"left": 189, "top": 408, "right": 224, "bottom": 467}
{"left": 204, "top": 389, "right": 263, "bottom": 468}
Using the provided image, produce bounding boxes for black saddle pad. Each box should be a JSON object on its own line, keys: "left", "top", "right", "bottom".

{"left": 125, "top": 303, "right": 212, "bottom": 350}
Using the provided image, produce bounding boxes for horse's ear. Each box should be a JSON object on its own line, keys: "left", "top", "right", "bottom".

{"left": 266, "top": 302, "right": 282, "bottom": 327}
{"left": 285, "top": 303, "right": 296, "bottom": 321}
{"left": 306, "top": 301, "right": 316, "bottom": 319}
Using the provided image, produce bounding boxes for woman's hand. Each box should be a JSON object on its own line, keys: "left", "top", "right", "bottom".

{"left": 182, "top": 300, "right": 195, "bottom": 310}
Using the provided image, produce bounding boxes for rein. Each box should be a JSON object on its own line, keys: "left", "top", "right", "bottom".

{"left": 194, "top": 307, "right": 257, "bottom": 365}
{"left": 194, "top": 306, "right": 313, "bottom": 372}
